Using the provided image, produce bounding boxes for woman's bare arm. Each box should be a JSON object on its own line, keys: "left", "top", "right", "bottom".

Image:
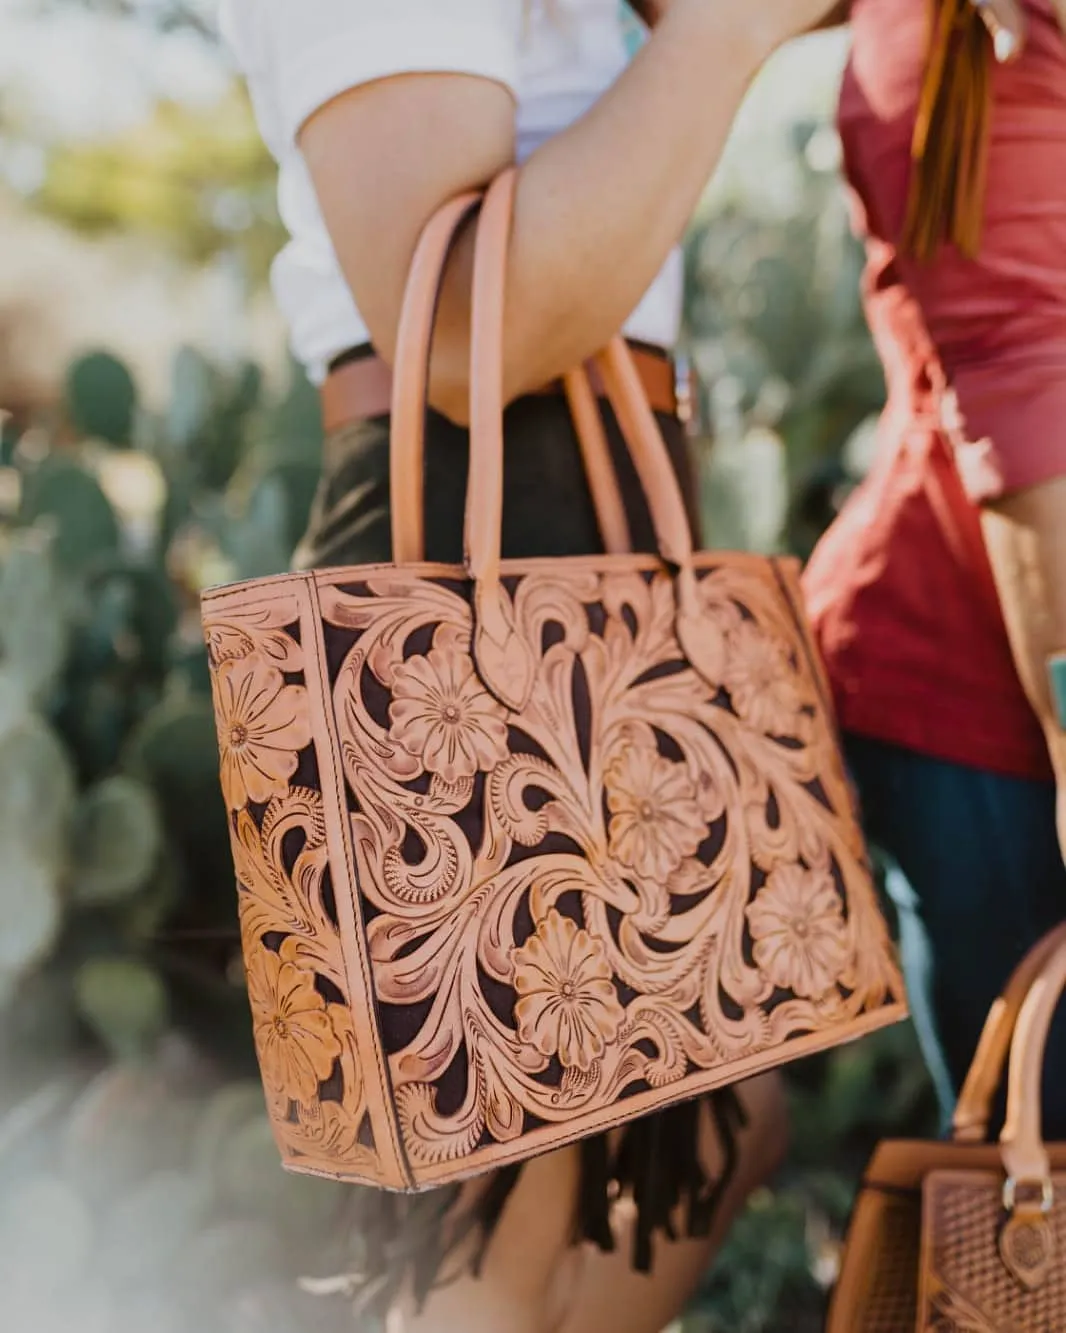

{"left": 299, "top": 0, "right": 838, "bottom": 421}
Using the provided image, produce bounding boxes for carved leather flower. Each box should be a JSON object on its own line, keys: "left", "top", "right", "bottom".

{"left": 746, "top": 864, "right": 849, "bottom": 999}
{"left": 389, "top": 646, "right": 509, "bottom": 784}
{"left": 212, "top": 653, "right": 312, "bottom": 811}
{"left": 721, "top": 620, "right": 805, "bottom": 738}
{"left": 513, "top": 910, "right": 624, "bottom": 1071}
{"left": 246, "top": 939, "right": 342, "bottom": 1103}
{"left": 606, "top": 746, "right": 706, "bottom": 882}
{"left": 203, "top": 597, "right": 302, "bottom": 671}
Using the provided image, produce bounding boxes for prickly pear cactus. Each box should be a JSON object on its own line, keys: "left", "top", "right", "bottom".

{"left": 20, "top": 456, "right": 120, "bottom": 572}
{"left": 64, "top": 350, "right": 137, "bottom": 448}
{"left": 71, "top": 775, "right": 162, "bottom": 906}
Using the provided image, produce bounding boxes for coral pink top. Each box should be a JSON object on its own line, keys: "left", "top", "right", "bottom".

{"left": 803, "top": 0, "right": 1066, "bottom": 780}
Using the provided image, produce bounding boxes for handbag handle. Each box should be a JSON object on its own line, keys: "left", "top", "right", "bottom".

{"left": 463, "top": 168, "right": 719, "bottom": 710}
{"left": 562, "top": 369, "right": 633, "bottom": 556}
{"left": 998, "top": 928, "right": 1066, "bottom": 1200}
{"left": 952, "top": 921, "right": 1066, "bottom": 1142}
{"left": 388, "top": 184, "right": 632, "bottom": 561}
{"left": 389, "top": 191, "right": 482, "bottom": 564}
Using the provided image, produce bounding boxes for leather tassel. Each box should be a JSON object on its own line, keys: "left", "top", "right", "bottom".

{"left": 577, "top": 1131, "right": 617, "bottom": 1253}
{"left": 329, "top": 1092, "right": 746, "bottom": 1320}
{"left": 903, "top": 0, "right": 994, "bottom": 260}
{"left": 610, "top": 1091, "right": 746, "bottom": 1271}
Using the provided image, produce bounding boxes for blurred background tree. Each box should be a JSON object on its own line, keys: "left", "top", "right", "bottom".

{"left": 34, "top": 89, "right": 282, "bottom": 283}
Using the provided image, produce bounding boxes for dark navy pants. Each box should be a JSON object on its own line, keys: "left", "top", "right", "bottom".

{"left": 846, "top": 734, "right": 1066, "bottom": 1138}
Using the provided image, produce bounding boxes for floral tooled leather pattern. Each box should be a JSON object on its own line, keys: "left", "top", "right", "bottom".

{"left": 389, "top": 645, "right": 510, "bottom": 784}
{"left": 211, "top": 653, "right": 312, "bottom": 812}
{"left": 247, "top": 936, "right": 343, "bottom": 1103}
{"left": 308, "top": 556, "right": 904, "bottom": 1178}
{"left": 746, "top": 863, "right": 850, "bottom": 1000}
{"left": 513, "top": 908, "right": 625, "bottom": 1073}
{"left": 203, "top": 594, "right": 379, "bottom": 1180}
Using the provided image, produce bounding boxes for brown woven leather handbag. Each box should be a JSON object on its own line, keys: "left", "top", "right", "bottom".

{"left": 827, "top": 921, "right": 1066, "bottom": 1332}
{"left": 201, "top": 168, "right": 905, "bottom": 1192}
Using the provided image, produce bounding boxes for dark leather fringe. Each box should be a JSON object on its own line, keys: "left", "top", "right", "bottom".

{"left": 332, "top": 1091, "right": 746, "bottom": 1323}
{"left": 610, "top": 1090, "right": 748, "bottom": 1271}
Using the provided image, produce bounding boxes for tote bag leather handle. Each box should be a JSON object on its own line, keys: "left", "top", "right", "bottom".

{"left": 388, "top": 191, "right": 482, "bottom": 564}
{"left": 999, "top": 929, "right": 1066, "bottom": 1194}
{"left": 561, "top": 368, "right": 633, "bottom": 555}
{"left": 953, "top": 921, "right": 1066, "bottom": 1142}
{"left": 462, "top": 169, "right": 719, "bottom": 709}
{"left": 388, "top": 183, "right": 633, "bottom": 561}
{"left": 461, "top": 166, "right": 682, "bottom": 583}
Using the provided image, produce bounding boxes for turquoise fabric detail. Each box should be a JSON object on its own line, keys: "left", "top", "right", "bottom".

{"left": 620, "top": 1, "right": 645, "bottom": 56}
{"left": 1049, "top": 655, "right": 1066, "bottom": 730}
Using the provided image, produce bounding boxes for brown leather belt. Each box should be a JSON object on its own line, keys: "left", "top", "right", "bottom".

{"left": 320, "top": 345, "right": 688, "bottom": 435}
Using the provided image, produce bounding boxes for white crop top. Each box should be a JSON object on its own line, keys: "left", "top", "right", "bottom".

{"left": 219, "top": 0, "right": 683, "bottom": 383}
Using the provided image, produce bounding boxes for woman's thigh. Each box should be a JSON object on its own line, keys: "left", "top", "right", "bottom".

{"left": 557, "top": 1074, "right": 786, "bottom": 1333}
{"left": 846, "top": 734, "right": 1066, "bottom": 1133}
{"left": 392, "top": 1074, "right": 787, "bottom": 1333}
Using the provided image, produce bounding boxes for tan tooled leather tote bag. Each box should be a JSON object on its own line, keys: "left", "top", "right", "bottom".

{"left": 826, "top": 921, "right": 1066, "bottom": 1332}
{"left": 201, "top": 168, "right": 905, "bottom": 1192}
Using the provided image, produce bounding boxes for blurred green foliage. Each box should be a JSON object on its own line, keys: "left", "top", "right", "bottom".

{"left": 685, "top": 119, "right": 884, "bottom": 561}
{"left": 33, "top": 90, "right": 283, "bottom": 286}
{"left": 0, "top": 334, "right": 353, "bottom": 1329}
{"left": 0, "top": 339, "right": 322, "bottom": 1054}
